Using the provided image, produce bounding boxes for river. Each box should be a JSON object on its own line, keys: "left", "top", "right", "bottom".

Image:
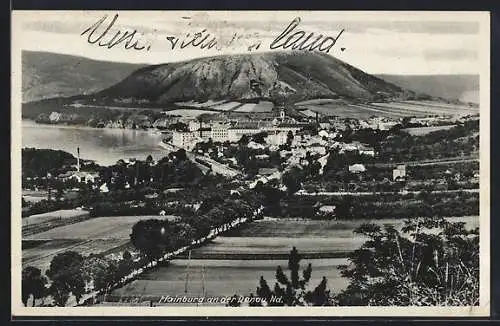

{"left": 22, "top": 120, "right": 169, "bottom": 166}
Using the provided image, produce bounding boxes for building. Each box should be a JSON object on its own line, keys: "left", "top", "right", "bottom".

{"left": 211, "top": 123, "right": 229, "bottom": 142}
{"left": 318, "top": 205, "right": 336, "bottom": 214}
{"left": 265, "top": 131, "right": 288, "bottom": 145}
{"left": 358, "top": 144, "right": 376, "bottom": 157}
{"left": 61, "top": 171, "right": 99, "bottom": 183}
{"left": 348, "top": 164, "right": 366, "bottom": 173}
{"left": 318, "top": 130, "right": 329, "bottom": 138}
{"left": 258, "top": 167, "right": 278, "bottom": 176}
{"left": 248, "top": 141, "right": 266, "bottom": 150}
{"left": 378, "top": 121, "right": 398, "bottom": 130}
{"left": 227, "top": 127, "right": 262, "bottom": 142}
{"left": 188, "top": 120, "right": 201, "bottom": 131}
{"left": 172, "top": 131, "right": 198, "bottom": 150}
{"left": 49, "top": 111, "right": 62, "bottom": 122}
{"left": 99, "top": 183, "right": 109, "bottom": 193}
{"left": 393, "top": 165, "right": 407, "bottom": 181}
{"left": 309, "top": 145, "right": 327, "bottom": 156}
{"left": 198, "top": 127, "right": 212, "bottom": 140}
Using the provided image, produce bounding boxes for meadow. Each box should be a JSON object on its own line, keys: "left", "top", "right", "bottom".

{"left": 22, "top": 238, "right": 131, "bottom": 273}
{"left": 22, "top": 215, "right": 178, "bottom": 272}
{"left": 295, "top": 100, "right": 478, "bottom": 120}
{"left": 22, "top": 209, "right": 89, "bottom": 227}
{"left": 110, "top": 257, "right": 350, "bottom": 303}
{"left": 108, "top": 216, "right": 478, "bottom": 304}
{"left": 233, "top": 101, "right": 274, "bottom": 113}
{"left": 26, "top": 215, "right": 179, "bottom": 240}
{"left": 402, "top": 125, "right": 456, "bottom": 136}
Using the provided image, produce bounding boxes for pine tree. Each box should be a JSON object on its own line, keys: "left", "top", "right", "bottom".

{"left": 244, "top": 247, "right": 333, "bottom": 306}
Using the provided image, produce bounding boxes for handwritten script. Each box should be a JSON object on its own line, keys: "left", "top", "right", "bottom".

{"left": 81, "top": 14, "right": 346, "bottom": 54}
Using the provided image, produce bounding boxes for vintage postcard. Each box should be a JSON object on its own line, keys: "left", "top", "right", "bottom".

{"left": 11, "top": 10, "right": 490, "bottom": 317}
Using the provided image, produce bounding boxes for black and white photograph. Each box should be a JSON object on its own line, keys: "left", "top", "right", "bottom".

{"left": 11, "top": 10, "right": 490, "bottom": 317}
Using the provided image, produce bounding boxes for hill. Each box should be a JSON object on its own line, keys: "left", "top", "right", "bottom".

{"left": 376, "top": 74, "right": 479, "bottom": 104}
{"left": 86, "top": 51, "right": 420, "bottom": 106}
{"left": 22, "top": 51, "right": 146, "bottom": 103}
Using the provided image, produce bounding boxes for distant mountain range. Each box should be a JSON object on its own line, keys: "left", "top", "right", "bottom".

{"left": 376, "top": 74, "right": 479, "bottom": 104}
{"left": 22, "top": 50, "right": 478, "bottom": 108}
{"left": 22, "top": 51, "right": 145, "bottom": 103}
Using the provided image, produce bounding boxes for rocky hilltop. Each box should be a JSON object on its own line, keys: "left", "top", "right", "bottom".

{"left": 23, "top": 50, "right": 442, "bottom": 127}
{"left": 93, "top": 51, "right": 416, "bottom": 105}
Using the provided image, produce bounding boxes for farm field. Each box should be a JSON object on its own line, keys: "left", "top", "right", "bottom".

{"left": 359, "top": 103, "right": 428, "bottom": 117}
{"left": 297, "top": 103, "right": 382, "bottom": 119}
{"left": 402, "top": 125, "right": 456, "bottom": 135}
{"left": 22, "top": 215, "right": 179, "bottom": 272}
{"left": 110, "top": 257, "right": 350, "bottom": 304}
{"left": 183, "top": 236, "right": 362, "bottom": 260}
{"left": 22, "top": 238, "right": 130, "bottom": 273}
{"left": 174, "top": 100, "right": 227, "bottom": 108}
{"left": 296, "top": 100, "right": 477, "bottom": 119}
{"left": 187, "top": 216, "right": 478, "bottom": 259}
{"left": 164, "top": 109, "right": 216, "bottom": 118}
{"left": 297, "top": 109, "right": 317, "bottom": 118}
{"left": 109, "top": 216, "right": 478, "bottom": 304}
{"left": 295, "top": 98, "right": 342, "bottom": 106}
{"left": 233, "top": 101, "right": 274, "bottom": 113}
{"left": 209, "top": 101, "right": 242, "bottom": 111}
{"left": 372, "top": 101, "right": 479, "bottom": 116}
{"left": 22, "top": 189, "right": 48, "bottom": 203}
{"left": 233, "top": 103, "right": 257, "bottom": 112}
{"left": 22, "top": 209, "right": 89, "bottom": 227}
{"left": 403, "top": 100, "right": 479, "bottom": 111}
{"left": 228, "top": 216, "right": 478, "bottom": 238}
{"left": 26, "top": 215, "right": 180, "bottom": 240}
{"left": 296, "top": 102, "right": 411, "bottom": 119}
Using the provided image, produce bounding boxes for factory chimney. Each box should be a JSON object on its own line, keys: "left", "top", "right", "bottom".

{"left": 77, "top": 147, "right": 80, "bottom": 172}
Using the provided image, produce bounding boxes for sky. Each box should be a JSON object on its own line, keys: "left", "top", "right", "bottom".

{"left": 12, "top": 11, "right": 487, "bottom": 75}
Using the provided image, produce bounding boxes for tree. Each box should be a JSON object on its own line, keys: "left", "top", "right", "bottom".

{"left": 46, "top": 251, "right": 86, "bottom": 306}
{"left": 252, "top": 132, "right": 268, "bottom": 144}
{"left": 282, "top": 167, "right": 305, "bottom": 195}
{"left": 238, "top": 135, "right": 250, "bottom": 146}
{"left": 169, "top": 122, "right": 188, "bottom": 131}
{"left": 122, "top": 250, "right": 132, "bottom": 261}
{"left": 22, "top": 266, "right": 47, "bottom": 306}
{"left": 336, "top": 217, "right": 479, "bottom": 306}
{"left": 198, "top": 194, "right": 226, "bottom": 214}
{"left": 309, "top": 161, "right": 321, "bottom": 177}
{"left": 335, "top": 195, "right": 354, "bottom": 219}
{"left": 247, "top": 247, "right": 333, "bottom": 306}
{"left": 82, "top": 256, "right": 118, "bottom": 291}
{"left": 174, "top": 149, "right": 187, "bottom": 162}
{"left": 130, "top": 219, "right": 170, "bottom": 260}
{"left": 286, "top": 131, "right": 294, "bottom": 146}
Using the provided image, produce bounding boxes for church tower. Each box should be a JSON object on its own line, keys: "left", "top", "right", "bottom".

{"left": 280, "top": 108, "right": 285, "bottom": 121}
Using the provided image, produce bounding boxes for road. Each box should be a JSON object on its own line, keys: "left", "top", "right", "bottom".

{"left": 158, "top": 141, "right": 241, "bottom": 178}
{"left": 74, "top": 206, "right": 264, "bottom": 307}
{"left": 296, "top": 188, "right": 479, "bottom": 196}
{"left": 367, "top": 156, "right": 479, "bottom": 168}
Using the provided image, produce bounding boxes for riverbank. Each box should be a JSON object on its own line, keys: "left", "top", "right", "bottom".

{"left": 23, "top": 119, "right": 166, "bottom": 133}
{"left": 22, "top": 120, "right": 169, "bottom": 166}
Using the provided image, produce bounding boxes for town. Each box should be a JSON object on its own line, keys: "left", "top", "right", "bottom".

{"left": 16, "top": 9, "right": 487, "bottom": 312}
{"left": 21, "top": 98, "right": 481, "bottom": 307}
